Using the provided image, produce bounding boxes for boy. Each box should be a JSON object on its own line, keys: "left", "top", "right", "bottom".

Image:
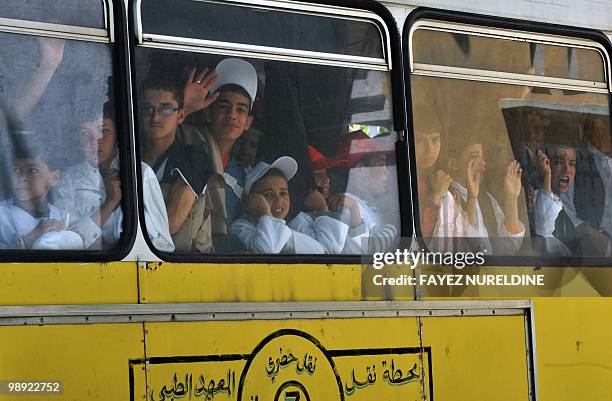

{"left": 139, "top": 75, "right": 214, "bottom": 252}
{"left": 414, "top": 123, "right": 467, "bottom": 252}
{"left": 335, "top": 131, "right": 399, "bottom": 251}
{"left": 533, "top": 140, "right": 611, "bottom": 256}
{"left": 446, "top": 135, "right": 524, "bottom": 255}
{"left": 53, "top": 101, "right": 122, "bottom": 249}
{"left": 182, "top": 58, "right": 258, "bottom": 229}
{"left": 0, "top": 142, "right": 83, "bottom": 249}
{"left": 293, "top": 145, "right": 368, "bottom": 254}
{"left": 532, "top": 145, "right": 577, "bottom": 255}
{"left": 230, "top": 157, "right": 348, "bottom": 254}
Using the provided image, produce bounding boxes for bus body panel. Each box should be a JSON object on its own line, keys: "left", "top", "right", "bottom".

{"left": 0, "top": 323, "right": 144, "bottom": 400}
{"left": 0, "top": 262, "right": 138, "bottom": 305}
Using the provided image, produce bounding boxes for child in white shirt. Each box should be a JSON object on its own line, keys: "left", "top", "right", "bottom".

{"left": 0, "top": 144, "right": 83, "bottom": 249}
{"left": 230, "top": 156, "right": 348, "bottom": 254}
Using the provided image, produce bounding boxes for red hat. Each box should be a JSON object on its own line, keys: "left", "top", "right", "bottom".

{"left": 336, "top": 130, "right": 395, "bottom": 166}
{"left": 308, "top": 145, "right": 349, "bottom": 171}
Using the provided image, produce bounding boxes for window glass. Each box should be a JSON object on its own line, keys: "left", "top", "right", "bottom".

{"left": 412, "top": 74, "right": 611, "bottom": 258}
{"left": 134, "top": 48, "right": 400, "bottom": 255}
{"left": 0, "top": 32, "right": 123, "bottom": 251}
{"left": 141, "top": 0, "right": 384, "bottom": 60}
{"left": 412, "top": 29, "right": 606, "bottom": 83}
{"left": 1, "top": 0, "right": 105, "bottom": 29}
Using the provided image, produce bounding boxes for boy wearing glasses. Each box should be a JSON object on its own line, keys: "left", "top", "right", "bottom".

{"left": 139, "top": 76, "right": 213, "bottom": 252}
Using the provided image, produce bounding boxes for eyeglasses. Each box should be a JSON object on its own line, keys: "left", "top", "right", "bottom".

{"left": 140, "top": 105, "right": 179, "bottom": 117}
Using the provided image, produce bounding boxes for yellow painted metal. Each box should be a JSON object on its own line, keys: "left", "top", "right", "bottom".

{"left": 141, "top": 318, "right": 427, "bottom": 401}
{"left": 0, "top": 262, "right": 138, "bottom": 305}
{"left": 0, "top": 323, "right": 144, "bottom": 401}
{"left": 421, "top": 315, "right": 530, "bottom": 400}
{"left": 533, "top": 298, "right": 612, "bottom": 401}
{"left": 139, "top": 262, "right": 361, "bottom": 302}
{"left": 141, "top": 315, "right": 530, "bottom": 400}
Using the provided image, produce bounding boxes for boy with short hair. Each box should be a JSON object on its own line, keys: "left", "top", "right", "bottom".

{"left": 0, "top": 142, "right": 83, "bottom": 249}
{"left": 230, "top": 156, "right": 348, "bottom": 254}
{"left": 53, "top": 101, "right": 122, "bottom": 249}
{"left": 182, "top": 58, "right": 258, "bottom": 230}
{"left": 139, "top": 75, "right": 213, "bottom": 252}
{"left": 446, "top": 135, "right": 525, "bottom": 255}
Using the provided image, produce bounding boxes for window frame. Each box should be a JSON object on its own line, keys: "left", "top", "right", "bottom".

{"left": 403, "top": 7, "right": 612, "bottom": 267}
{"left": 129, "top": 0, "right": 410, "bottom": 264}
{"left": 134, "top": 0, "right": 392, "bottom": 71}
{"left": 0, "top": 0, "right": 113, "bottom": 43}
{"left": 0, "top": 0, "right": 138, "bottom": 262}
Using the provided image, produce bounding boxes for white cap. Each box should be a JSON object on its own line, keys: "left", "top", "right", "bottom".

{"left": 244, "top": 156, "right": 298, "bottom": 196}
{"left": 211, "top": 58, "right": 258, "bottom": 108}
{"left": 32, "top": 230, "right": 84, "bottom": 250}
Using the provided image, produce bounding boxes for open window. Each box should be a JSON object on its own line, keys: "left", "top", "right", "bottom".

{"left": 406, "top": 10, "right": 612, "bottom": 266}
{"left": 131, "top": 0, "right": 406, "bottom": 261}
{"left": 0, "top": 0, "right": 134, "bottom": 260}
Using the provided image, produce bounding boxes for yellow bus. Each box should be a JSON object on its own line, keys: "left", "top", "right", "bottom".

{"left": 1, "top": 1, "right": 611, "bottom": 400}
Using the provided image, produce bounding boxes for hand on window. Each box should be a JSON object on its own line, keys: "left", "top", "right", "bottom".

{"left": 535, "top": 149, "right": 552, "bottom": 193}
{"left": 503, "top": 160, "right": 523, "bottom": 200}
{"left": 183, "top": 66, "right": 220, "bottom": 116}
{"left": 428, "top": 170, "right": 452, "bottom": 205}
{"left": 466, "top": 157, "right": 482, "bottom": 199}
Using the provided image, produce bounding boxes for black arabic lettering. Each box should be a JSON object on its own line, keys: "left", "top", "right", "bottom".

{"left": 266, "top": 348, "right": 298, "bottom": 383}
{"left": 345, "top": 365, "right": 377, "bottom": 395}
{"left": 382, "top": 360, "right": 419, "bottom": 386}
{"left": 193, "top": 370, "right": 234, "bottom": 400}
{"left": 296, "top": 353, "right": 317, "bottom": 375}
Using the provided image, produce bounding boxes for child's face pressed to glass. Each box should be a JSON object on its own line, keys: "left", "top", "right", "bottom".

{"left": 252, "top": 174, "right": 290, "bottom": 220}
{"left": 415, "top": 132, "right": 441, "bottom": 169}
{"left": 11, "top": 157, "right": 58, "bottom": 203}
{"left": 78, "top": 115, "right": 117, "bottom": 167}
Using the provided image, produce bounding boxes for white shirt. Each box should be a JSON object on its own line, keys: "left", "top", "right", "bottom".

{"left": 427, "top": 191, "right": 468, "bottom": 253}
{"left": 0, "top": 200, "right": 66, "bottom": 248}
{"left": 53, "top": 157, "right": 122, "bottom": 247}
{"left": 230, "top": 214, "right": 327, "bottom": 254}
{"left": 560, "top": 184, "right": 585, "bottom": 229}
{"left": 141, "top": 163, "right": 174, "bottom": 252}
{"left": 451, "top": 182, "right": 524, "bottom": 255}
{"left": 589, "top": 146, "right": 612, "bottom": 236}
{"left": 287, "top": 212, "right": 349, "bottom": 254}
{"left": 344, "top": 192, "right": 398, "bottom": 252}
{"left": 533, "top": 189, "right": 571, "bottom": 256}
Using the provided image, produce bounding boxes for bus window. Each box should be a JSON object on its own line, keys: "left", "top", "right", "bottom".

{"left": 0, "top": 29, "right": 125, "bottom": 252}
{"left": 409, "top": 21, "right": 612, "bottom": 261}
{"left": 134, "top": 1, "right": 401, "bottom": 257}
{"left": 139, "top": 0, "right": 386, "bottom": 63}
{"left": 412, "top": 28, "right": 606, "bottom": 84}
{"left": 1, "top": 0, "right": 106, "bottom": 29}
